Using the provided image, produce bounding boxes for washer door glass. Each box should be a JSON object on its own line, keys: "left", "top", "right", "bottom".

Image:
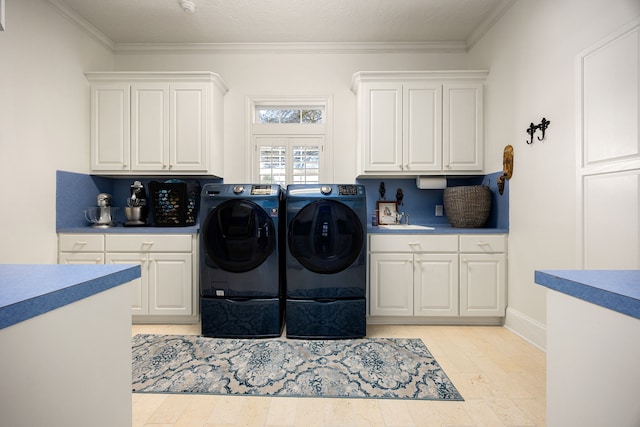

{"left": 288, "top": 200, "right": 364, "bottom": 274}
{"left": 203, "top": 200, "right": 276, "bottom": 273}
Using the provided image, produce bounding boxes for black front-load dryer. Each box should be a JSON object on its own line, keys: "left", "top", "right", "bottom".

{"left": 285, "top": 184, "right": 366, "bottom": 339}
{"left": 199, "top": 184, "right": 284, "bottom": 338}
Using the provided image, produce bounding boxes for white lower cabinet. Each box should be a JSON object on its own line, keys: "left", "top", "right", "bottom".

{"left": 368, "top": 233, "right": 507, "bottom": 323}
{"left": 459, "top": 235, "right": 507, "bottom": 317}
{"left": 106, "top": 251, "right": 192, "bottom": 316}
{"left": 58, "top": 233, "right": 197, "bottom": 323}
{"left": 369, "top": 235, "right": 458, "bottom": 317}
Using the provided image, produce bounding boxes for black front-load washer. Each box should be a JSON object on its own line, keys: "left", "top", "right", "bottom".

{"left": 199, "top": 183, "right": 284, "bottom": 338}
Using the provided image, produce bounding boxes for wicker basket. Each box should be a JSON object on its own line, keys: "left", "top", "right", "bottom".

{"left": 149, "top": 181, "right": 201, "bottom": 227}
{"left": 443, "top": 185, "right": 491, "bottom": 228}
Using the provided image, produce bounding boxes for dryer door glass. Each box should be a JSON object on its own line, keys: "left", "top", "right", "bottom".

{"left": 203, "top": 200, "right": 276, "bottom": 272}
{"left": 288, "top": 200, "right": 364, "bottom": 274}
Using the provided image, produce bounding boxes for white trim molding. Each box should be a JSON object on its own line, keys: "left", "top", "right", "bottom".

{"left": 504, "top": 306, "right": 547, "bottom": 351}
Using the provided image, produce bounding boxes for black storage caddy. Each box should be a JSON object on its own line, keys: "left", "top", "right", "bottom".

{"left": 149, "top": 180, "right": 201, "bottom": 226}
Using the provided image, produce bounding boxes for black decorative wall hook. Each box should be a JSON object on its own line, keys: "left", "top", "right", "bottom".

{"left": 526, "top": 117, "right": 551, "bottom": 144}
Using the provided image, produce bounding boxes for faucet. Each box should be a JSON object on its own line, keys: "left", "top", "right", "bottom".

{"left": 396, "top": 212, "right": 410, "bottom": 225}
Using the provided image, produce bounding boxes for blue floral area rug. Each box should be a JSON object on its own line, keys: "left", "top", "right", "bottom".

{"left": 131, "top": 334, "right": 463, "bottom": 401}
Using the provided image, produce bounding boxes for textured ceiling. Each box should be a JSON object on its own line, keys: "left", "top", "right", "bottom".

{"left": 50, "top": 0, "right": 512, "bottom": 47}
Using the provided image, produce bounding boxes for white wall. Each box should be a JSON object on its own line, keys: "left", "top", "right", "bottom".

{"left": 0, "top": 0, "right": 114, "bottom": 263}
{"left": 467, "top": 0, "right": 640, "bottom": 348}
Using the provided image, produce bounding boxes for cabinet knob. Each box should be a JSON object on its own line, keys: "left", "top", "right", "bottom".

{"left": 95, "top": 258, "right": 101, "bottom": 263}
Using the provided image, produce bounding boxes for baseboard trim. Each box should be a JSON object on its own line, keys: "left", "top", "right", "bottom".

{"left": 504, "top": 307, "right": 547, "bottom": 351}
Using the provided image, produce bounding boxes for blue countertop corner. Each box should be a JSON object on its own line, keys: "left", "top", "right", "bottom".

{"left": 535, "top": 270, "right": 640, "bottom": 320}
{"left": 0, "top": 264, "right": 141, "bottom": 330}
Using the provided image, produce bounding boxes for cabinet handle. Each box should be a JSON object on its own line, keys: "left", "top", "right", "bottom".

{"left": 407, "top": 241, "right": 420, "bottom": 246}
{"left": 75, "top": 241, "right": 87, "bottom": 245}
{"left": 142, "top": 241, "right": 154, "bottom": 246}
{"left": 477, "top": 241, "right": 490, "bottom": 246}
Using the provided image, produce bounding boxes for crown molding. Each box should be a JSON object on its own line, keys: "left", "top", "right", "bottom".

{"left": 112, "top": 41, "right": 468, "bottom": 55}
{"left": 466, "top": 0, "right": 516, "bottom": 50}
{"left": 47, "top": 0, "right": 511, "bottom": 55}
{"left": 48, "top": 0, "right": 114, "bottom": 50}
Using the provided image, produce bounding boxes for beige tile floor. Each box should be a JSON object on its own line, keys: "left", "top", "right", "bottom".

{"left": 131, "top": 324, "right": 546, "bottom": 427}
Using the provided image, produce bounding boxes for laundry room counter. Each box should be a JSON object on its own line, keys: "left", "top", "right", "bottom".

{"left": 535, "top": 270, "right": 640, "bottom": 427}
{"left": 0, "top": 264, "right": 139, "bottom": 427}
{"left": 56, "top": 225, "right": 200, "bottom": 233}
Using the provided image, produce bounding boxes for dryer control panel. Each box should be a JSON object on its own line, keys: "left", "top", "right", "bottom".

{"left": 337, "top": 185, "right": 359, "bottom": 196}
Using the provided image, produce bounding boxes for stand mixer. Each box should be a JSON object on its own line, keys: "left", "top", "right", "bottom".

{"left": 124, "top": 181, "right": 148, "bottom": 226}
{"left": 84, "top": 193, "right": 118, "bottom": 228}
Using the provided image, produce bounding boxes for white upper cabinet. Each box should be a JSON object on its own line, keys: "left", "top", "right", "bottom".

{"left": 87, "top": 72, "right": 228, "bottom": 176}
{"left": 352, "top": 71, "right": 487, "bottom": 176}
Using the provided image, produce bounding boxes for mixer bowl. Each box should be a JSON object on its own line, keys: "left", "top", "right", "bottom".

{"left": 84, "top": 207, "right": 118, "bottom": 228}
{"left": 124, "top": 206, "right": 146, "bottom": 223}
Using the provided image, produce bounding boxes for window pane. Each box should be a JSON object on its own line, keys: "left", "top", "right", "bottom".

{"left": 258, "top": 109, "right": 280, "bottom": 123}
{"left": 280, "top": 110, "right": 301, "bottom": 123}
{"left": 292, "top": 146, "right": 319, "bottom": 184}
{"left": 259, "top": 146, "right": 287, "bottom": 186}
{"left": 302, "top": 109, "right": 323, "bottom": 123}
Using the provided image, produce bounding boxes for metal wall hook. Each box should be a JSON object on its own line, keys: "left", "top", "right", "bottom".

{"left": 526, "top": 123, "right": 538, "bottom": 145}
{"left": 537, "top": 117, "right": 550, "bottom": 141}
{"left": 525, "top": 117, "right": 551, "bottom": 144}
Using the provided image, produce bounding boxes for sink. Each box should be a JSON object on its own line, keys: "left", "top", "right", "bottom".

{"left": 378, "top": 224, "right": 435, "bottom": 230}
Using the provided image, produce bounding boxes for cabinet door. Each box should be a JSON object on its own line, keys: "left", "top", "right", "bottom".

{"left": 170, "top": 82, "right": 209, "bottom": 172}
{"left": 58, "top": 252, "right": 104, "bottom": 264}
{"left": 403, "top": 82, "right": 442, "bottom": 171}
{"left": 362, "top": 82, "right": 403, "bottom": 172}
{"left": 106, "top": 252, "right": 147, "bottom": 315}
{"left": 131, "top": 83, "right": 170, "bottom": 171}
{"left": 148, "top": 253, "right": 192, "bottom": 316}
{"left": 414, "top": 253, "right": 459, "bottom": 316}
{"left": 443, "top": 83, "right": 483, "bottom": 171}
{"left": 369, "top": 253, "right": 414, "bottom": 316}
{"left": 90, "top": 83, "right": 130, "bottom": 171}
{"left": 459, "top": 253, "right": 506, "bottom": 316}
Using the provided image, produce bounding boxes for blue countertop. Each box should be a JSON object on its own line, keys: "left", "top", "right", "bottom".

{"left": 368, "top": 224, "right": 508, "bottom": 234}
{"left": 57, "top": 225, "right": 199, "bottom": 234}
{"left": 535, "top": 270, "right": 640, "bottom": 320}
{"left": 0, "top": 264, "right": 141, "bottom": 330}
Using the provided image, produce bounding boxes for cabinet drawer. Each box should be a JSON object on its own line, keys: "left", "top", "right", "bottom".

{"left": 459, "top": 234, "right": 506, "bottom": 253}
{"left": 58, "top": 234, "right": 105, "bottom": 252}
{"left": 369, "top": 234, "right": 458, "bottom": 252}
{"left": 106, "top": 234, "right": 192, "bottom": 252}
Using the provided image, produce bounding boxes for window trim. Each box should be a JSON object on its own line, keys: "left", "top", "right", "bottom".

{"left": 247, "top": 95, "right": 333, "bottom": 184}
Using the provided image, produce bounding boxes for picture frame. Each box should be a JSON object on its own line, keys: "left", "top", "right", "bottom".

{"left": 377, "top": 201, "right": 398, "bottom": 225}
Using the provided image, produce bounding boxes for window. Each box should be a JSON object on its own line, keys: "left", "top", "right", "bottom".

{"left": 249, "top": 97, "right": 331, "bottom": 187}
{"left": 257, "top": 137, "right": 321, "bottom": 186}
{"left": 256, "top": 107, "right": 324, "bottom": 124}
